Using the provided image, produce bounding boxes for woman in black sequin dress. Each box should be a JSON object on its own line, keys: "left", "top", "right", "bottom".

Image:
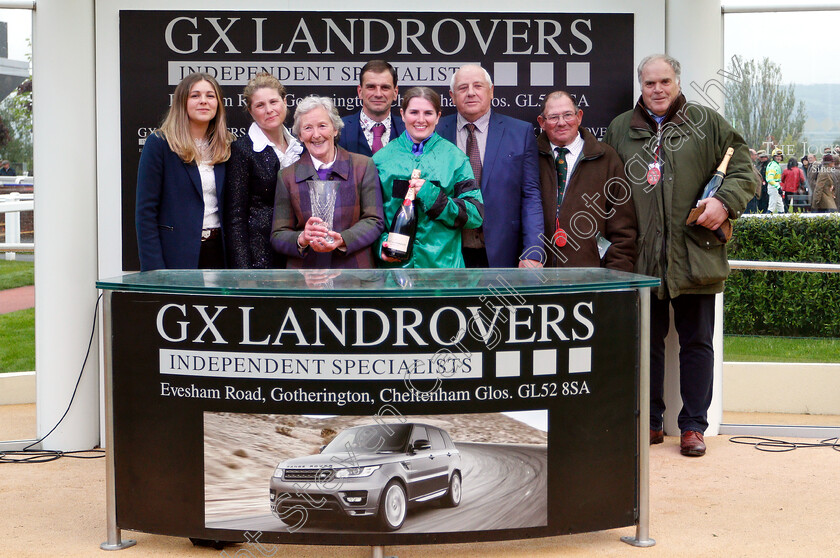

{"left": 224, "top": 73, "right": 303, "bottom": 268}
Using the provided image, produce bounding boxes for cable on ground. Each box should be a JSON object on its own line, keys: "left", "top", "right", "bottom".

{"left": 729, "top": 436, "right": 840, "bottom": 453}
{"left": 0, "top": 293, "right": 105, "bottom": 464}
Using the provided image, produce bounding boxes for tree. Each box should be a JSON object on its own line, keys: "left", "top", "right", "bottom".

{"left": 0, "top": 78, "right": 33, "bottom": 173}
{"left": 724, "top": 55, "right": 807, "bottom": 152}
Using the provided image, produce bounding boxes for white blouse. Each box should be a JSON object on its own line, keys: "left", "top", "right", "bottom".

{"left": 198, "top": 160, "right": 220, "bottom": 230}
{"left": 248, "top": 122, "right": 303, "bottom": 169}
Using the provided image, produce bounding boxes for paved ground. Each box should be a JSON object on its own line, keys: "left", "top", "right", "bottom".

{"left": 1, "top": 403, "right": 838, "bottom": 558}
{"left": 0, "top": 284, "right": 34, "bottom": 314}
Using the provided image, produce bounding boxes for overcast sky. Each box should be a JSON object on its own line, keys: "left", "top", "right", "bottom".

{"left": 2, "top": 5, "right": 839, "bottom": 85}
{"left": 724, "top": 9, "right": 840, "bottom": 85}
{"left": 1, "top": 8, "right": 30, "bottom": 62}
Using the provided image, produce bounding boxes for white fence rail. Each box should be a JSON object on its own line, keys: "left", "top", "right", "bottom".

{"left": 729, "top": 260, "right": 840, "bottom": 273}
{"left": 0, "top": 192, "right": 34, "bottom": 261}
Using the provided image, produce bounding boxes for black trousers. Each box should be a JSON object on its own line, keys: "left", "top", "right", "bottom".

{"left": 649, "top": 293, "right": 715, "bottom": 433}
{"left": 198, "top": 236, "right": 225, "bottom": 269}
{"left": 783, "top": 191, "right": 795, "bottom": 212}
{"left": 462, "top": 247, "right": 489, "bottom": 268}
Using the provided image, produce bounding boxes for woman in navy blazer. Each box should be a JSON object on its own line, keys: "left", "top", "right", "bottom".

{"left": 224, "top": 73, "right": 302, "bottom": 269}
{"left": 136, "top": 72, "right": 233, "bottom": 271}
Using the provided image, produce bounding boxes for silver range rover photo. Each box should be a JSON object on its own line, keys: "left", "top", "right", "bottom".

{"left": 269, "top": 422, "right": 462, "bottom": 531}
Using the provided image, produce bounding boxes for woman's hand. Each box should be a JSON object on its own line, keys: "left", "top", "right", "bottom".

{"left": 311, "top": 230, "right": 345, "bottom": 253}
{"left": 379, "top": 242, "right": 401, "bottom": 263}
{"left": 408, "top": 177, "right": 425, "bottom": 196}
{"left": 298, "top": 216, "right": 329, "bottom": 249}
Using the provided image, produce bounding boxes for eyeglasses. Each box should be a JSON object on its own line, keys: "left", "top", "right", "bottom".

{"left": 542, "top": 112, "right": 578, "bottom": 124}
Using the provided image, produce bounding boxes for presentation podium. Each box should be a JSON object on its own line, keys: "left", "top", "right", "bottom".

{"left": 97, "top": 268, "right": 657, "bottom": 551}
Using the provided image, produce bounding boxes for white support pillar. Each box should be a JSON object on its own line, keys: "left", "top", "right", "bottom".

{"left": 661, "top": 0, "right": 725, "bottom": 436}
{"left": 32, "top": 0, "right": 100, "bottom": 450}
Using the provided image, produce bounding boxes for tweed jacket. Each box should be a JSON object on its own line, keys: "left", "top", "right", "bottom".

{"left": 271, "top": 146, "right": 385, "bottom": 269}
{"left": 537, "top": 128, "right": 637, "bottom": 271}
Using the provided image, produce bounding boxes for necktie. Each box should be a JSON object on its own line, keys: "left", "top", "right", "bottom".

{"left": 462, "top": 123, "right": 484, "bottom": 250}
{"left": 316, "top": 166, "right": 330, "bottom": 181}
{"left": 371, "top": 123, "right": 385, "bottom": 154}
{"left": 466, "top": 123, "right": 482, "bottom": 186}
{"left": 552, "top": 146, "right": 570, "bottom": 248}
{"left": 555, "top": 146, "right": 570, "bottom": 202}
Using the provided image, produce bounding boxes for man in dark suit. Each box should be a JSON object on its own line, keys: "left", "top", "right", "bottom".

{"left": 437, "top": 64, "right": 543, "bottom": 268}
{"left": 338, "top": 60, "right": 405, "bottom": 157}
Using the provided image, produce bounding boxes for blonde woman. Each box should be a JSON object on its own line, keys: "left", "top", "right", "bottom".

{"left": 136, "top": 72, "right": 233, "bottom": 270}
{"left": 224, "top": 73, "right": 302, "bottom": 268}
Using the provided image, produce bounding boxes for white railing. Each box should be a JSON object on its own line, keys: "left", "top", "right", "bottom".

{"left": 0, "top": 176, "right": 33, "bottom": 185}
{"left": 730, "top": 260, "right": 840, "bottom": 273}
{"left": 0, "top": 192, "right": 34, "bottom": 261}
{"left": 724, "top": 258, "right": 840, "bottom": 437}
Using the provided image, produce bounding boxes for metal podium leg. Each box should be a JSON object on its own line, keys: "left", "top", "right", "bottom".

{"left": 100, "top": 292, "right": 136, "bottom": 551}
{"left": 622, "top": 287, "right": 656, "bottom": 547}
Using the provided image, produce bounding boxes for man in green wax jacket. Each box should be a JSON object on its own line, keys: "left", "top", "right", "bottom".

{"left": 605, "top": 54, "right": 756, "bottom": 457}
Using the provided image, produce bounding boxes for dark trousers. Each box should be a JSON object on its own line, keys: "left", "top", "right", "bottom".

{"left": 198, "top": 237, "right": 225, "bottom": 269}
{"left": 783, "top": 191, "right": 795, "bottom": 212}
{"left": 757, "top": 184, "right": 769, "bottom": 213}
{"left": 649, "top": 293, "right": 715, "bottom": 434}
{"left": 462, "top": 247, "right": 489, "bottom": 268}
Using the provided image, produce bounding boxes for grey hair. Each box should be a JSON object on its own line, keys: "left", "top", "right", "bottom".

{"left": 450, "top": 64, "right": 493, "bottom": 91}
{"left": 291, "top": 95, "right": 344, "bottom": 137}
{"left": 637, "top": 54, "right": 681, "bottom": 85}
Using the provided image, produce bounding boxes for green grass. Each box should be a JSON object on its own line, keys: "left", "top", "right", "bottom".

{"left": 724, "top": 335, "right": 840, "bottom": 363}
{"left": 0, "top": 260, "right": 36, "bottom": 372}
{"left": 0, "top": 260, "right": 34, "bottom": 290}
{"left": 2, "top": 259, "right": 838, "bottom": 368}
{"left": 0, "top": 308, "right": 35, "bottom": 372}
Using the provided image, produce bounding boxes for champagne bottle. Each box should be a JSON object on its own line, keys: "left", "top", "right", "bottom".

{"left": 699, "top": 147, "right": 735, "bottom": 200}
{"left": 382, "top": 169, "right": 420, "bottom": 261}
{"left": 686, "top": 147, "right": 735, "bottom": 243}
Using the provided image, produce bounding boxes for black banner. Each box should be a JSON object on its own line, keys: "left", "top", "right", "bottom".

{"left": 110, "top": 288, "right": 639, "bottom": 545}
{"left": 119, "top": 10, "right": 634, "bottom": 269}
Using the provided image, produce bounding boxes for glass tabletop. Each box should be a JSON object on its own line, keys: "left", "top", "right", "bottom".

{"left": 97, "top": 268, "right": 659, "bottom": 298}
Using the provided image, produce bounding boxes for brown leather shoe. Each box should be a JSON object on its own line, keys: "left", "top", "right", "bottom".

{"left": 680, "top": 430, "right": 706, "bottom": 456}
{"left": 650, "top": 429, "right": 664, "bottom": 445}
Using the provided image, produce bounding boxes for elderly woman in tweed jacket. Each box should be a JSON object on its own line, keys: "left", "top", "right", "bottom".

{"left": 271, "top": 96, "right": 385, "bottom": 269}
